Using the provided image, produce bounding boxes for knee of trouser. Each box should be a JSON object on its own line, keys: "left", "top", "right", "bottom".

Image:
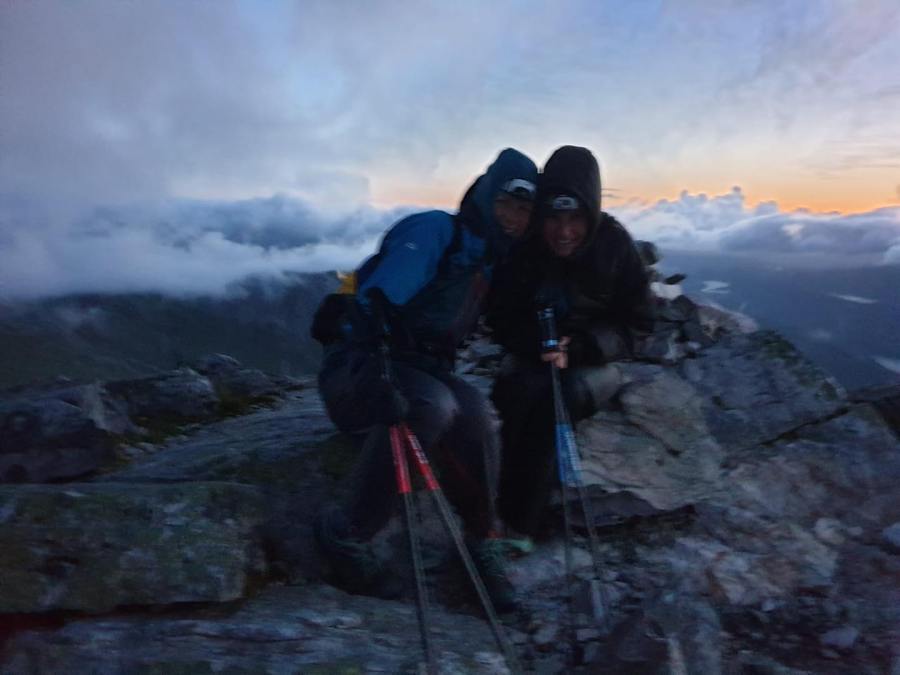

{"left": 492, "top": 362, "right": 551, "bottom": 414}
{"left": 406, "top": 386, "right": 460, "bottom": 436}
{"left": 564, "top": 364, "right": 623, "bottom": 417}
{"left": 490, "top": 366, "right": 518, "bottom": 410}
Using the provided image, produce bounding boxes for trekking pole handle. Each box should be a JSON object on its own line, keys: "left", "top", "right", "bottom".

{"left": 366, "top": 288, "right": 394, "bottom": 381}
{"left": 537, "top": 306, "right": 560, "bottom": 353}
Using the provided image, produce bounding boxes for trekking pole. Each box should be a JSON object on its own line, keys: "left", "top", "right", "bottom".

{"left": 369, "top": 291, "right": 522, "bottom": 674}
{"left": 399, "top": 423, "right": 523, "bottom": 673}
{"left": 369, "top": 294, "right": 436, "bottom": 675}
{"left": 537, "top": 307, "right": 612, "bottom": 634}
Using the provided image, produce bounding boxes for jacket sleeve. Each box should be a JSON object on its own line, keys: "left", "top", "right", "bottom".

{"left": 568, "top": 224, "right": 652, "bottom": 365}
{"left": 357, "top": 211, "right": 456, "bottom": 307}
{"left": 485, "top": 250, "right": 544, "bottom": 359}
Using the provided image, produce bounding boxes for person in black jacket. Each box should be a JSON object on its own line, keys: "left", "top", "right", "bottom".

{"left": 488, "top": 145, "right": 652, "bottom": 535}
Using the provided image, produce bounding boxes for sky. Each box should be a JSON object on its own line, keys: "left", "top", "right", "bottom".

{"left": 1, "top": 0, "right": 900, "bottom": 299}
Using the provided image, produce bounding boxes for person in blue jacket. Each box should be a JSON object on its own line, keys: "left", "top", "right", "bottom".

{"left": 311, "top": 148, "right": 538, "bottom": 610}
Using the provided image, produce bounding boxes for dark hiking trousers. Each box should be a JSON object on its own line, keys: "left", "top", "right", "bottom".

{"left": 318, "top": 346, "right": 501, "bottom": 540}
{"left": 491, "top": 355, "right": 622, "bottom": 535}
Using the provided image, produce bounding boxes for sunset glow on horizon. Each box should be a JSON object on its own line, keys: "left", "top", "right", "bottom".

{"left": 371, "top": 167, "right": 899, "bottom": 216}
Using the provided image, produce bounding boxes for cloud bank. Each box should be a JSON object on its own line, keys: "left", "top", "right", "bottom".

{"left": 0, "top": 195, "right": 413, "bottom": 300}
{"left": 1, "top": 187, "right": 898, "bottom": 301}
{"left": 613, "top": 187, "right": 900, "bottom": 266}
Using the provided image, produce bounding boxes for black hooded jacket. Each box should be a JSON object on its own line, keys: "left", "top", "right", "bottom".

{"left": 487, "top": 146, "right": 651, "bottom": 364}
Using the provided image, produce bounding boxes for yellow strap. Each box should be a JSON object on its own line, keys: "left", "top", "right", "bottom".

{"left": 336, "top": 271, "right": 356, "bottom": 294}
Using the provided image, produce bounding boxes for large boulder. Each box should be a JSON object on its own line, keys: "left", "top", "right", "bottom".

{"left": 851, "top": 383, "right": 900, "bottom": 436}
{"left": 575, "top": 332, "right": 845, "bottom": 512}
{"left": 95, "top": 384, "right": 334, "bottom": 488}
{"left": 0, "top": 384, "right": 133, "bottom": 482}
{"left": 679, "top": 331, "right": 845, "bottom": 451}
{"left": 105, "top": 368, "right": 220, "bottom": 426}
{"left": 559, "top": 328, "right": 900, "bottom": 669}
{"left": 2, "top": 303, "right": 897, "bottom": 673}
{"left": 96, "top": 385, "right": 340, "bottom": 585}
{"left": 673, "top": 404, "right": 900, "bottom": 606}
{"left": 192, "top": 354, "right": 281, "bottom": 411}
{"left": 0, "top": 482, "right": 267, "bottom": 613}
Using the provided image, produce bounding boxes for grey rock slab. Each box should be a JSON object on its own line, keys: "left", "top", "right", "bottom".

{"left": 95, "top": 389, "right": 356, "bottom": 585}
{"left": 619, "top": 369, "right": 724, "bottom": 456}
{"left": 0, "top": 584, "right": 512, "bottom": 674}
{"left": 0, "top": 482, "right": 266, "bottom": 613}
{"left": 506, "top": 539, "right": 593, "bottom": 593}
{"left": 653, "top": 526, "right": 837, "bottom": 606}
{"left": 532, "top": 621, "right": 560, "bottom": 648}
{"left": 676, "top": 331, "right": 846, "bottom": 453}
{"left": 697, "top": 304, "right": 759, "bottom": 336}
{"left": 820, "top": 625, "right": 859, "bottom": 651}
{"left": 850, "top": 382, "right": 900, "bottom": 435}
{"left": 589, "top": 610, "right": 671, "bottom": 673}
{"left": 96, "top": 389, "right": 334, "bottom": 486}
{"left": 643, "top": 404, "right": 900, "bottom": 607}
{"left": 193, "top": 353, "right": 281, "bottom": 404}
{"left": 718, "top": 405, "right": 900, "bottom": 529}
{"left": 106, "top": 367, "right": 220, "bottom": 424}
{"left": 634, "top": 329, "right": 685, "bottom": 364}
{"left": 883, "top": 522, "right": 900, "bottom": 552}
{"left": 53, "top": 382, "right": 136, "bottom": 435}
{"left": 0, "top": 393, "right": 118, "bottom": 482}
{"left": 648, "top": 597, "right": 722, "bottom": 675}
{"left": 577, "top": 407, "right": 722, "bottom": 511}
{"left": 731, "top": 652, "right": 815, "bottom": 674}
{"left": 682, "top": 318, "right": 714, "bottom": 347}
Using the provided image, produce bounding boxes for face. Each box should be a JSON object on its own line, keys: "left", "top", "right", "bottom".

{"left": 543, "top": 209, "right": 589, "bottom": 257}
{"left": 493, "top": 193, "right": 533, "bottom": 239}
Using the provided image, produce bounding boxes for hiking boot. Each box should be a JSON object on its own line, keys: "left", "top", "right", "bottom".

{"left": 313, "top": 508, "right": 401, "bottom": 599}
{"left": 469, "top": 537, "right": 518, "bottom": 613}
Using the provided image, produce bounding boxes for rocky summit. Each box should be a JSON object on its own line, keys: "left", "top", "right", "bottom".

{"left": 1, "top": 295, "right": 899, "bottom": 673}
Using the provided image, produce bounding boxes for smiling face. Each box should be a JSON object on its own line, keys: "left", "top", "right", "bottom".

{"left": 543, "top": 209, "right": 589, "bottom": 257}
{"left": 493, "top": 193, "right": 534, "bottom": 239}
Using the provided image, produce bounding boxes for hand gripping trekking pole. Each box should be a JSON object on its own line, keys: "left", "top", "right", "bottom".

{"left": 537, "top": 307, "right": 612, "bottom": 634}
{"left": 369, "top": 291, "right": 522, "bottom": 674}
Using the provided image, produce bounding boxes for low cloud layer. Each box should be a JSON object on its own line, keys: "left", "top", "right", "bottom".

{"left": 1, "top": 187, "right": 898, "bottom": 302}
{"left": 613, "top": 187, "right": 900, "bottom": 266}
{"left": 0, "top": 195, "right": 412, "bottom": 300}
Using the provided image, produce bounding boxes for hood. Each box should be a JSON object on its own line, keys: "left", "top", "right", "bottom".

{"left": 458, "top": 148, "right": 538, "bottom": 256}
{"left": 536, "top": 146, "right": 603, "bottom": 253}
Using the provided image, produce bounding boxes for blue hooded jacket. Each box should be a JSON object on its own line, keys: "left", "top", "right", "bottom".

{"left": 356, "top": 148, "right": 537, "bottom": 362}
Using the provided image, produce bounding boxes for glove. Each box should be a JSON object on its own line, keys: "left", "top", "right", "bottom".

{"left": 310, "top": 293, "right": 354, "bottom": 345}
{"left": 370, "top": 378, "right": 410, "bottom": 426}
{"left": 565, "top": 330, "right": 604, "bottom": 367}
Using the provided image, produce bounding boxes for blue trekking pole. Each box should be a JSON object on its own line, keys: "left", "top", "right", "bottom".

{"left": 537, "top": 307, "right": 612, "bottom": 636}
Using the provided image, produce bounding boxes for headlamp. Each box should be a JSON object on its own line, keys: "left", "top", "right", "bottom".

{"left": 546, "top": 195, "right": 580, "bottom": 211}
{"left": 500, "top": 178, "right": 536, "bottom": 201}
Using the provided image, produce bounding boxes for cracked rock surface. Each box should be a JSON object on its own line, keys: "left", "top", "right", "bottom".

{"left": 1, "top": 306, "right": 899, "bottom": 673}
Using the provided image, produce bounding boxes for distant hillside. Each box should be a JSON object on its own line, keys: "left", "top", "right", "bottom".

{"left": 3, "top": 254, "right": 897, "bottom": 392}
{"left": 0, "top": 273, "right": 337, "bottom": 389}
{"left": 661, "top": 252, "right": 900, "bottom": 390}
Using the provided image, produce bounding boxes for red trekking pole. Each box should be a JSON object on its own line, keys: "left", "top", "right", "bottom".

{"left": 370, "top": 291, "right": 521, "bottom": 674}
